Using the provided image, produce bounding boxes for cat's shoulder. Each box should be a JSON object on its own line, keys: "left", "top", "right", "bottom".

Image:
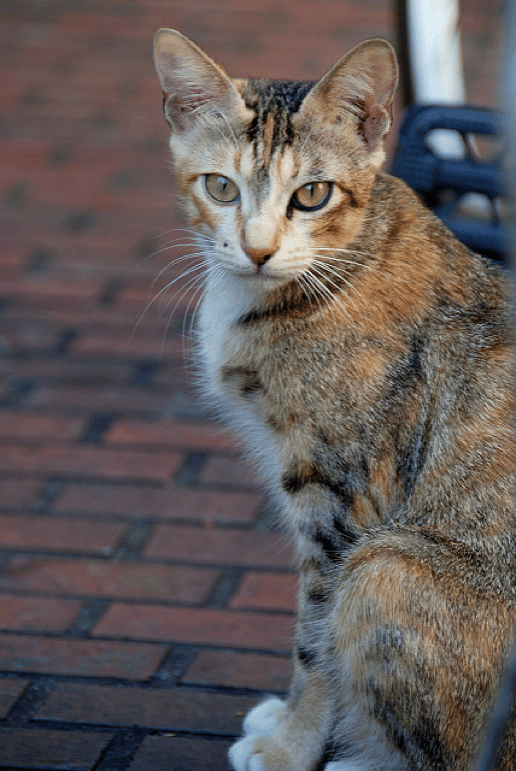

{"left": 372, "top": 170, "right": 508, "bottom": 287}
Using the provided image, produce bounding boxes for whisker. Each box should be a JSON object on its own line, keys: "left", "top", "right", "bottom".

{"left": 181, "top": 266, "right": 226, "bottom": 365}
{"left": 297, "top": 273, "right": 316, "bottom": 315}
{"left": 308, "top": 263, "right": 360, "bottom": 318}
{"left": 164, "top": 270, "right": 208, "bottom": 360}
{"left": 156, "top": 263, "right": 207, "bottom": 315}
{"left": 151, "top": 252, "right": 208, "bottom": 290}
{"left": 305, "top": 273, "right": 343, "bottom": 326}
{"left": 141, "top": 228, "right": 211, "bottom": 262}
{"left": 127, "top": 259, "right": 207, "bottom": 346}
{"left": 139, "top": 228, "right": 214, "bottom": 264}
{"left": 310, "top": 257, "right": 373, "bottom": 288}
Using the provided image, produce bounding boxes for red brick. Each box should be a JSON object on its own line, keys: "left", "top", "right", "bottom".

{"left": 51, "top": 247, "right": 159, "bottom": 282}
{"left": 0, "top": 726, "right": 112, "bottom": 770}
{"left": 56, "top": 483, "right": 263, "bottom": 524}
{"left": 0, "top": 556, "right": 219, "bottom": 603}
{"left": 0, "top": 479, "right": 40, "bottom": 509}
{"left": 199, "top": 454, "right": 259, "bottom": 489}
{"left": 115, "top": 279, "right": 206, "bottom": 320}
{"left": 105, "top": 417, "right": 236, "bottom": 452}
{"left": 0, "top": 318, "right": 57, "bottom": 353}
{"left": 230, "top": 572, "right": 297, "bottom": 612}
{"left": 0, "top": 444, "right": 182, "bottom": 482}
{"left": 144, "top": 524, "right": 292, "bottom": 568}
{"left": 3, "top": 168, "right": 101, "bottom": 208}
{"left": 0, "top": 679, "right": 30, "bottom": 718}
{"left": 0, "top": 246, "right": 26, "bottom": 274}
{"left": 0, "top": 413, "right": 85, "bottom": 441}
{"left": 129, "top": 735, "right": 232, "bottom": 771}
{"left": 0, "top": 356, "right": 132, "bottom": 384}
{"left": 0, "top": 139, "right": 53, "bottom": 169}
{"left": 0, "top": 595, "right": 81, "bottom": 633}
{"left": 0, "top": 274, "right": 104, "bottom": 307}
{"left": 38, "top": 682, "right": 257, "bottom": 734}
{"left": 0, "top": 515, "right": 126, "bottom": 555}
{"left": 4, "top": 297, "right": 154, "bottom": 327}
{"left": 94, "top": 604, "right": 294, "bottom": 651}
{"left": 0, "top": 635, "right": 166, "bottom": 679}
{"left": 183, "top": 650, "right": 291, "bottom": 692}
{"left": 71, "top": 329, "right": 184, "bottom": 360}
{"left": 29, "top": 384, "right": 181, "bottom": 416}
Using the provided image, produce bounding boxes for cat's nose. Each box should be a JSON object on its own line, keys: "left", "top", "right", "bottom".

{"left": 244, "top": 246, "right": 274, "bottom": 268}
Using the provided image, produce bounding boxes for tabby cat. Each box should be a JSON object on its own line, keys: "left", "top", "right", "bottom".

{"left": 153, "top": 29, "right": 516, "bottom": 771}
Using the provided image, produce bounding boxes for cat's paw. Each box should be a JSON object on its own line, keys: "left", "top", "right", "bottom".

{"left": 242, "top": 697, "right": 287, "bottom": 737}
{"left": 229, "top": 735, "right": 267, "bottom": 771}
{"left": 229, "top": 733, "right": 298, "bottom": 771}
{"left": 229, "top": 698, "right": 288, "bottom": 771}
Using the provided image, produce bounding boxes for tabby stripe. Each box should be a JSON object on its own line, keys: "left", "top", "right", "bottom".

{"left": 311, "top": 523, "right": 358, "bottom": 562}
{"left": 237, "top": 291, "right": 326, "bottom": 325}
{"left": 372, "top": 689, "right": 449, "bottom": 768}
{"left": 282, "top": 467, "right": 358, "bottom": 509}
{"left": 342, "top": 186, "right": 360, "bottom": 208}
{"left": 333, "top": 516, "right": 359, "bottom": 546}
{"left": 312, "top": 530, "right": 342, "bottom": 562}
{"left": 220, "top": 366, "right": 263, "bottom": 397}
{"left": 296, "top": 645, "right": 317, "bottom": 667}
{"left": 308, "top": 587, "right": 330, "bottom": 604}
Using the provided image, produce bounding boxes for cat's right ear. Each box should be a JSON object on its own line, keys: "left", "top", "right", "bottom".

{"left": 153, "top": 29, "right": 242, "bottom": 131}
{"left": 299, "top": 39, "right": 398, "bottom": 165}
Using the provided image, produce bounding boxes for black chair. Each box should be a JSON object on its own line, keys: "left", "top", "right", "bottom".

{"left": 391, "top": 104, "right": 506, "bottom": 264}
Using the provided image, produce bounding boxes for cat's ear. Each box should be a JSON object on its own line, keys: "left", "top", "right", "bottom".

{"left": 301, "top": 39, "right": 398, "bottom": 156}
{"left": 153, "top": 29, "right": 243, "bottom": 131}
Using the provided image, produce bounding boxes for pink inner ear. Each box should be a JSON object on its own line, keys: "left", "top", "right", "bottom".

{"left": 363, "top": 104, "right": 390, "bottom": 149}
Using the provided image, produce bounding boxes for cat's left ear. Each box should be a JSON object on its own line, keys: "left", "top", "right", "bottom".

{"left": 153, "top": 29, "right": 244, "bottom": 131}
{"left": 300, "top": 39, "right": 398, "bottom": 158}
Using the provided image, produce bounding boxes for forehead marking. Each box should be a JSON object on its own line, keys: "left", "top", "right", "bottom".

{"left": 238, "top": 144, "right": 256, "bottom": 188}
{"left": 276, "top": 148, "right": 297, "bottom": 187}
{"left": 242, "top": 79, "right": 314, "bottom": 181}
{"left": 261, "top": 112, "right": 276, "bottom": 170}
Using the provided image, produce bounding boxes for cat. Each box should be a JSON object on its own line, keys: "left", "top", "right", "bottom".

{"left": 152, "top": 29, "right": 516, "bottom": 771}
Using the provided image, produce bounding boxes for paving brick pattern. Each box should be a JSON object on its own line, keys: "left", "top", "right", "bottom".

{"left": 0, "top": 1, "right": 503, "bottom": 769}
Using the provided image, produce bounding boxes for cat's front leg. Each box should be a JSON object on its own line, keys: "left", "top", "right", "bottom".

{"left": 229, "top": 661, "right": 332, "bottom": 771}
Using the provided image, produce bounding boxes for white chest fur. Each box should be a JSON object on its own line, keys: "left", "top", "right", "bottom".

{"left": 197, "top": 271, "right": 252, "bottom": 400}
{"left": 197, "top": 272, "right": 284, "bottom": 497}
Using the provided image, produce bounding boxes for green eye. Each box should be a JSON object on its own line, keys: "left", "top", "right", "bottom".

{"left": 204, "top": 174, "right": 240, "bottom": 203}
{"left": 291, "top": 181, "right": 332, "bottom": 211}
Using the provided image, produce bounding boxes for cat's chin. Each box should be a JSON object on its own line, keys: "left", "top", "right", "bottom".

{"left": 227, "top": 267, "right": 293, "bottom": 290}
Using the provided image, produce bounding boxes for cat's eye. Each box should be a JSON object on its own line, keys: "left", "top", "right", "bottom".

{"left": 291, "top": 181, "right": 332, "bottom": 211}
{"left": 204, "top": 174, "right": 240, "bottom": 204}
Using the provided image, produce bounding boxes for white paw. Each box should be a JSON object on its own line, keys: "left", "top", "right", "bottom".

{"left": 242, "top": 697, "right": 286, "bottom": 737}
{"left": 229, "top": 698, "right": 287, "bottom": 771}
{"left": 229, "top": 736, "right": 266, "bottom": 771}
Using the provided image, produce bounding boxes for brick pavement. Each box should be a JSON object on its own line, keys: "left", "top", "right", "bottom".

{"left": 0, "top": 1, "right": 504, "bottom": 769}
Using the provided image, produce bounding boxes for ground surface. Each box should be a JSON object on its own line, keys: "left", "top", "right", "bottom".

{"left": 0, "top": 1, "right": 505, "bottom": 769}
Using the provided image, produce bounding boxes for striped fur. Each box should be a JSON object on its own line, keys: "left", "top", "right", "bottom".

{"left": 153, "top": 30, "right": 516, "bottom": 771}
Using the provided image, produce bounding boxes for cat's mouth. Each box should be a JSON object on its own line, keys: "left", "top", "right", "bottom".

{"left": 216, "top": 254, "right": 294, "bottom": 284}
{"left": 213, "top": 247, "right": 301, "bottom": 286}
{"left": 231, "top": 263, "right": 296, "bottom": 286}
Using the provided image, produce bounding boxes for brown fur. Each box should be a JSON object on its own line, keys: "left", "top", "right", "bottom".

{"left": 153, "top": 29, "right": 516, "bottom": 771}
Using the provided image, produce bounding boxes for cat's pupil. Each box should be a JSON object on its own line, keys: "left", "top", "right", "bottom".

{"left": 292, "top": 181, "right": 332, "bottom": 211}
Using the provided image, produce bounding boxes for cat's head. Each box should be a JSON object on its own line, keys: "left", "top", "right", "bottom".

{"left": 153, "top": 30, "right": 398, "bottom": 292}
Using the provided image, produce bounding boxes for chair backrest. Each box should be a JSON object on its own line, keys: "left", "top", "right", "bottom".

{"left": 391, "top": 104, "right": 506, "bottom": 264}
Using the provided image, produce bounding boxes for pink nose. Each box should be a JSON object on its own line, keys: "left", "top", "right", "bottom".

{"left": 244, "top": 246, "right": 274, "bottom": 267}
